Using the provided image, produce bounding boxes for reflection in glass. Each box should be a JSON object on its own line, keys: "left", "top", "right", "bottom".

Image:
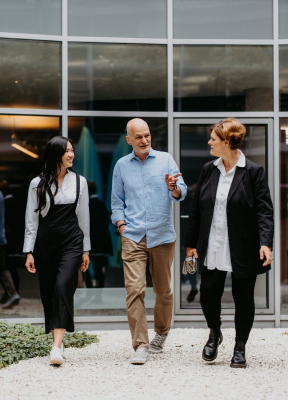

{"left": 0, "top": 0, "right": 61, "bottom": 35}
{"left": 279, "top": 0, "right": 288, "bottom": 39}
{"left": 0, "top": 39, "right": 61, "bottom": 109}
{"left": 280, "top": 46, "right": 288, "bottom": 112}
{"left": 280, "top": 118, "right": 288, "bottom": 314}
{"left": 180, "top": 123, "right": 268, "bottom": 309}
{"left": 68, "top": 117, "right": 167, "bottom": 316}
{"left": 174, "top": 46, "right": 273, "bottom": 112}
{"left": 68, "top": 0, "right": 166, "bottom": 38}
{"left": 68, "top": 43, "right": 167, "bottom": 111}
{"left": 173, "top": 0, "right": 273, "bottom": 39}
{"left": 0, "top": 115, "right": 61, "bottom": 319}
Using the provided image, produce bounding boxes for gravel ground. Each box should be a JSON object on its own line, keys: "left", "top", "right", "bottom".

{"left": 1, "top": 328, "right": 288, "bottom": 400}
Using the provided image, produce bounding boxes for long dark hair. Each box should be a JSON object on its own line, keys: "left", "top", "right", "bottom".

{"left": 35, "top": 136, "right": 74, "bottom": 213}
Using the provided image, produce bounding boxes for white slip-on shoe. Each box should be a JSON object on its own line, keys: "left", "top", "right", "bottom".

{"left": 129, "top": 348, "right": 150, "bottom": 365}
{"left": 149, "top": 332, "right": 168, "bottom": 354}
{"left": 53, "top": 343, "right": 65, "bottom": 359}
{"left": 50, "top": 346, "right": 64, "bottom": 365}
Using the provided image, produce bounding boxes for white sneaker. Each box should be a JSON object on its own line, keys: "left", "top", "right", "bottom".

{"left": 50, "top": 346, "right": 64, "bottom": 365}
{"left": 129, "top": 348, "right": 150, "bottom": 365}
{"left": 53, "top": 343, "right": 65, "bottom": 359}
{"left": 149, "top": 332, "right": 168, "bottom": 354}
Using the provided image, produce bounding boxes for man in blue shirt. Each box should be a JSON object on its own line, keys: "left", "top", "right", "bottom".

{"left": 111, "top": 118, "right": 187, "bottom": 364}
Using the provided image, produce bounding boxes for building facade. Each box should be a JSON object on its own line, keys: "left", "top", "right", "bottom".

{"left": 0, "top": 0, "right": 288, "bottom": 329}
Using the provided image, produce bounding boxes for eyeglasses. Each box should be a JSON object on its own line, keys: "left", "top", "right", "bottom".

{"left": 217, "top": 120, "right": 223, "bottom": 127}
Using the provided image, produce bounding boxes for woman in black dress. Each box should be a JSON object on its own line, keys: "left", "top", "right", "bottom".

{"left": 23, "top": 136, "right": 90, "bottom": 365}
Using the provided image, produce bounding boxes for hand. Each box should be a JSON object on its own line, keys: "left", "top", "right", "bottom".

{"left": 260, "top": 246, "right": 272, "bottom": 266}
{"left": 119, "top": 225, "right": 125, "bottom": 237}
{"left": 25, "top": 253, "right": 36, "bottom": 273}
{"left": 186, "top": 248, "right": 198, "bottom": 259}
{"left": 165, "top": 173, "right": 182, "bottom": 191}
{"left": 80, "top": 253, "right": 90, "bottom": 272}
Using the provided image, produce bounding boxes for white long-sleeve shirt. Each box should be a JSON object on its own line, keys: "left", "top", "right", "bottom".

{"left": 23, "top": 170, "right": 91, "bottom": 253}
{"left": 204, "top": 151, "right": 246, "bottom": 272}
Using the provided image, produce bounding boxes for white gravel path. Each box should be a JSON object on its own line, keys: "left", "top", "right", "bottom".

{"left": 1, "top": 328, "right": 288, "bottom": 400}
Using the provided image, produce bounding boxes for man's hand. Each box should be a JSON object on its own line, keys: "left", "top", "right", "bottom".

{"left": 80, "top": 254, "right": 90, "bottom": 272}
{"left": 25, "top": 253, "right": 36, "bottom": 273}
{"left": 117, "top": 220, "right": 126, "bottom": 237}
{"left": 186, "top": 248, "right": 198, "bottom": 259}
{"left": 165, "top": 173, "right": 182, "bottom": 198}
{"left": 165, "top": 173, "right": 182, "bottom": 190}
{"left": 260, "top": 246, "right": 272, "bottom": 266}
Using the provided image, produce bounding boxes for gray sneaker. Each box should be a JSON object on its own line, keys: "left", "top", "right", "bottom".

{"left": 149, "top": 332, "right": 168, "bottom": 354}
{"left": 1, "top": 293, "right": 20, "bottom": 309}
{"left": 53, "top": 343, "right": 65, "bottom": 359}
{"left": 129, "top": 348, "right": 150, "bottom": 365}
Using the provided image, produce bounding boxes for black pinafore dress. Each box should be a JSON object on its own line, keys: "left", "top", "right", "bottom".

{"left": 34, "top": 173, "right": 84, "bottom": 334}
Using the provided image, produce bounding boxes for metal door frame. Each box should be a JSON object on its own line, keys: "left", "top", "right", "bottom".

{"left": 173, "top": 118, "right": 275, "bottom": 316}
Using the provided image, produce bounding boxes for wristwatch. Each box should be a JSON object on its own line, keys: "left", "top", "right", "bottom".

{"left": 117, "top": 223, "right": 127, "bottom": 232}
{"left": 169, "top": 185, "right": 178, "bottom": 192}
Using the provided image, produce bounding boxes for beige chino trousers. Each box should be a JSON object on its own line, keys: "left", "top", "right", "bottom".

{"left": 121, "top": 236, "right": 175, "bottom": 350}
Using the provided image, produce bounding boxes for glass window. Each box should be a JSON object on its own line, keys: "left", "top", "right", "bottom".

{"left": 279, "top": 0, "right": 288, "bottom": 39}
{"left": 0, "top": 115, "right": 61, "bottom": 319}
{"left": 0, "top": 39, "right": 62, "bottom": 109}
{"left": 280, "top": 46, "right": 288, "bottom": 112}
{"left": 280, "top": 118, "right": 288, "bottom": 314}
{"left": 68, "top": 0, "right": 167, "bottom": 38}
{"left": 68, "top": 43, "right": 167, "bottom": 111}
{"left": 173, "top": 0, "right": 273, "bottom": 39}
{"left": 68, "top": 117, "right": 167, "bottom": 316}
{"left": 174, "top": 45, "right": 273, "bottom": 112}
{"left": 0, "top": 0, "right": 61, "bottom": 36}
{"left": 180, "top": 122, "right": 268, "bottom": 310}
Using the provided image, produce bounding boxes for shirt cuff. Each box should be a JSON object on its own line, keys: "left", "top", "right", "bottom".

{"left": 111, "top": 211, "right": 126, "bottom": 225}
{"left": 83, "top": 237, "right": 91, "bottom": 252}
{"left": 169, "top": 185, "right": 184, "bottom": 203}
{"left": 23, "top": 238, "right": 36, "bottom": 253}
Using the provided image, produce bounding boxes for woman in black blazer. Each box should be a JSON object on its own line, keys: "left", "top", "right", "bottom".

{"left": 185, "top": 118, "right": 274, "bottom": 368}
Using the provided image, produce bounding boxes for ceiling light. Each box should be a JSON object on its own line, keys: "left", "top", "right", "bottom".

{"left": 11, "top": 143, "right": 39, "bottom": 158}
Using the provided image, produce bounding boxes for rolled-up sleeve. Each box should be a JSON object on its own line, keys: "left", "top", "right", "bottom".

{"left": 168, "top": 154, "right": 187, "bottom": 202}
{"left": 23, "top": 179, "right": 39, "bottom": 253}
{"left": 77, "top": 177, "right": 91, "bottom": 251}
{"left": 111, "top": 163, "right": 126, "bottom": 225}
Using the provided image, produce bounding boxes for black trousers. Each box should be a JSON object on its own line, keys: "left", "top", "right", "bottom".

{"left": 200, "top": 267, "right": 257, "bottom": 344}
{"left": 37, "top": 251, "right": 82, "bottom": 334}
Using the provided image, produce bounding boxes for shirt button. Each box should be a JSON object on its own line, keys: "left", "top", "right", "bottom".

{"left": 147, "top": 218, "right": 149, "bottom": 221}
{"left": 145, "top": 195, "right": 147, "bottom": 198}
{"left": 144, "top": 185, "right": 146, "bottom": 187}
{"left": 143, "top": 174, "right": 145, "bottom": 176}
{"left": 147, "top": 229, "right": 149, "bottom": 231}
{"left": 146, "top": 207, "right": 148, "bottom": 209}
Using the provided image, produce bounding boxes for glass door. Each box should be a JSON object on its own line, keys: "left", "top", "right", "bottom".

{"left": 174, "top": 118, "right": 274, "bottom": 315}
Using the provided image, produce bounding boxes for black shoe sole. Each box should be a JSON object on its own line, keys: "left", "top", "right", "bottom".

{"left": 230, "top": 363, "right": 247, "bottom": 369}
{"left": 202, "top": 335, "right": 223, "bottom": 362}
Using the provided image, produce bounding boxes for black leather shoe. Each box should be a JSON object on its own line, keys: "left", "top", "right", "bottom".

{"left": 202, "top": 328, "right": 223, "bottom": 362}
{"left": 230, "top": 341, "right": 247, "bottom": 368}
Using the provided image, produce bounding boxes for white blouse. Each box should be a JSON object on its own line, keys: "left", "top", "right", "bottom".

{"left": 23, "top": 170, "right": 91, "bottom": 253}
{"left": 204, "top": 151, "right": 246, "bottom": 272}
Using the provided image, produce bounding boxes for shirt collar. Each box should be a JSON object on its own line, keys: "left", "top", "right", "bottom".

{"left": 214, "top": 150, "right": 246, "bottom": 176}
{"left": 129, "top": 147, "right": 156, "bottom": 161}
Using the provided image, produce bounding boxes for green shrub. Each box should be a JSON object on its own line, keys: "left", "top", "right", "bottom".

{"left": 0, "top": 320, "right": 98, "bottom": 369}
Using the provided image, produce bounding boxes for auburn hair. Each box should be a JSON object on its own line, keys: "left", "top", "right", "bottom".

{"left": 209, "top": 118, "right": 246, "bottom": 150}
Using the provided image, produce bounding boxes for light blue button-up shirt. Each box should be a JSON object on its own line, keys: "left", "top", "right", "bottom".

{"left": 111, "top": 148, "right": 187, "bottom": 248}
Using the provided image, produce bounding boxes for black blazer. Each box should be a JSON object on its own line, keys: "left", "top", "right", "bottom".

{"left": 184, "top": 159, "right": 274, "bottom": 279}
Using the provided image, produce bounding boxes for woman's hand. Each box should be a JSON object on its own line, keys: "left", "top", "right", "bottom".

{"left": 260, "top": 246, "right": 272, "bottom": 266}
{"left": 80, "top": 253, "right": 90, "bottom": 272}
{"left": 25, "top": 254, "right": 36, "bottom": 273}
{"left": 186, "top": 247, "right": 198, "bottom": 259}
